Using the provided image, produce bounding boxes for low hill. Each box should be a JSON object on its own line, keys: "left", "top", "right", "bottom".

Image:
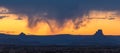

{"left": 0, "top": 29, "right": 120, "bottom": 46}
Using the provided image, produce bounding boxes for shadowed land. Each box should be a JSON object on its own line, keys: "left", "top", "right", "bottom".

{"left": 0, "top": 29, "right": 120, "bottom": 46}
{"left": 0, "top": 29, "right": 120, "bottom": 53}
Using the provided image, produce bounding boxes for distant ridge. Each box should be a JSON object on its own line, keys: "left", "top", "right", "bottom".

{"left": 0, "top": 29, "right": 120, "bottom": 46}
{"left": 18, "top": 29, "right": 104, "bottom": 36}
{"left": 18, "top": 32, "right": 26, "bottom": 40}
{"left": 94, "top": 29, "right": 104, "bottom": 37}
{"left": 19, "top": 32, "right": 26, "bottom": 36}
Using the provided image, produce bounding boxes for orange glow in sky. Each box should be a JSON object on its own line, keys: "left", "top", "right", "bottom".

{"left": 0, "top": 7, "right": 120, "bottom": 35}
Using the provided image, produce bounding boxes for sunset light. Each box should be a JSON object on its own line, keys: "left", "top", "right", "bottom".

{"left": 0, "top": 7, "right": 120, "bottom": 35}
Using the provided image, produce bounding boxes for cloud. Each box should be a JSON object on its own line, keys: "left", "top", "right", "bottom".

{"left": 0, "top": 0, "right": 120, "bottom": 28}
{"left": 0, "top": 16, "right": 9, "bottom": 19}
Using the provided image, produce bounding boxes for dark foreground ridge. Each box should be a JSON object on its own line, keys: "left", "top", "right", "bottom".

{"left": 0, "top": 29, "right": 120, "bottom": 46}
{"left": 0, "top": 29, "right": 120, "bottom": 53}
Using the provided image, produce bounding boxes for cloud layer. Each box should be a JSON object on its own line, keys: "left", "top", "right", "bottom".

{"left": 0, "top": 0, "right": 120, "bottom": 28}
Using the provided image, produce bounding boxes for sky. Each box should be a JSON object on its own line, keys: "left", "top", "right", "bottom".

{"left": 0, "top": 0, "right": 120, "bottom": 35}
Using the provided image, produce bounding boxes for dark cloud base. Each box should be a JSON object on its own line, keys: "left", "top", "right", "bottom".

{"left": 0, "top": 0, "right": 120, "bottom": 28}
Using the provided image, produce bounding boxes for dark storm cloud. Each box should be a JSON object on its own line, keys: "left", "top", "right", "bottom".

{"left": 0, "top": 0, "right": 120, "bottom": 28}
{"left": 0, "top": 16, "right": 9, "bottom": 19}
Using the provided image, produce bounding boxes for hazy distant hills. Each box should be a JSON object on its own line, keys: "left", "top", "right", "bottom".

{"left": 0, "top": 29, "right": 120, "bottom": 47}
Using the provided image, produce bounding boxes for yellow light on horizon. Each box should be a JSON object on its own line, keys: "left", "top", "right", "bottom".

{"left": 0, "top": 7, "right": 120, "bottom": 35}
